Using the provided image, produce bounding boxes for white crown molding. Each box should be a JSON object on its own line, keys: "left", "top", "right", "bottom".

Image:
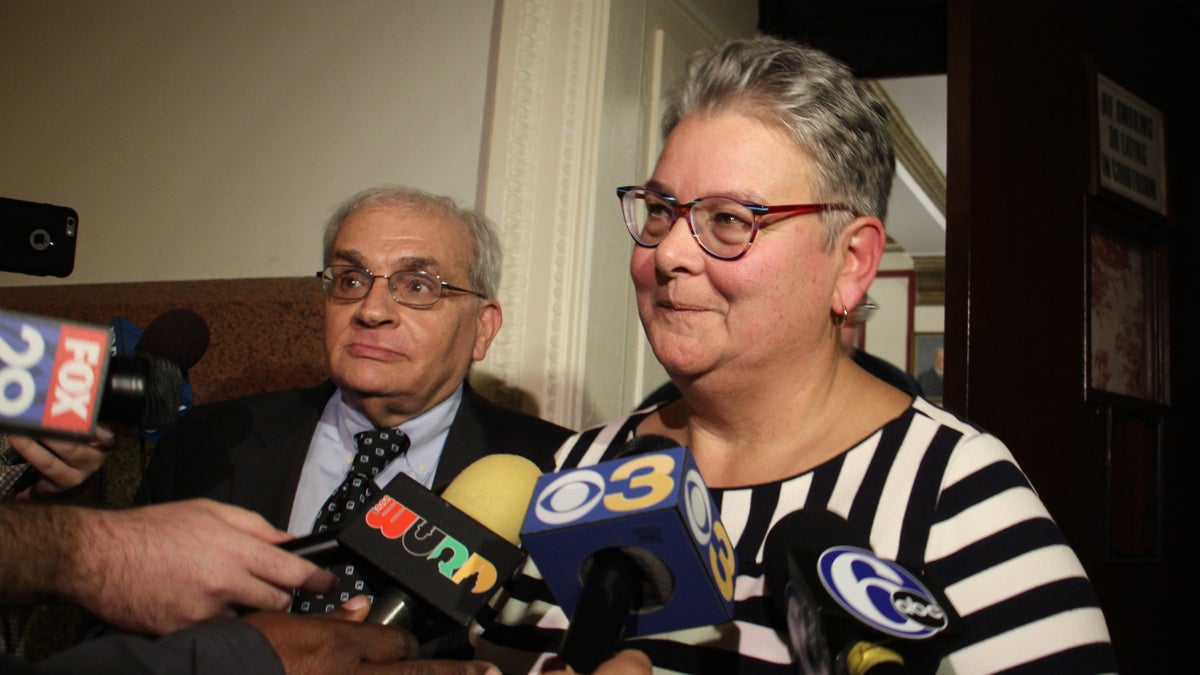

{"left": 478, "top": 0, "right": 611, "bottom": 427}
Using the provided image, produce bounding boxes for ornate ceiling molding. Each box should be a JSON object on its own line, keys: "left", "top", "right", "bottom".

{"left": 864, "top": 79, "right": 946, "bottom": 217}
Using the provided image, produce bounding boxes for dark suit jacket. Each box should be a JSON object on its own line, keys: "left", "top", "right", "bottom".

{"left": 132, "top": 382, "right": 570, "bottom": 659}
{"left": 135, "top": 381, "right": 573, "bottom": 529}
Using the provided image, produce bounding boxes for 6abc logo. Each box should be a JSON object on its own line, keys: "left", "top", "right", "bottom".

{"left": 531, "top": 449, "right": 736, "bottom": 602}
{"left": 817, "top": 546, "right": 949, "bottom": 639}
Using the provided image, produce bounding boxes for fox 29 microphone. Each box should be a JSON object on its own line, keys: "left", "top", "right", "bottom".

{"left": 520, "top": 436, "right": 738, "bottom": 674}
{"left": 1, "top": 308, "right": 183, "bottom": 440}
{"left": 763, "top": 510, "right": 962, "bottom": 675}
{"left": 282, "top": 454, "right": 541, "bottom": 641}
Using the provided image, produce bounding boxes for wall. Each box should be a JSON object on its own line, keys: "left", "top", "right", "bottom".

{"left": 478, "top": 0, "right": 756, "bottom": 426}
{"left": 1, "top": 0, "right": 495, "bottom": 286}
{"left": 1, "top": 0, "right": 753, "bottom": 428}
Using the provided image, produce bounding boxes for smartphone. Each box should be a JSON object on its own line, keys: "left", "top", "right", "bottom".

{"left": 0, "top": 196, "right": 79, "bottom": 278}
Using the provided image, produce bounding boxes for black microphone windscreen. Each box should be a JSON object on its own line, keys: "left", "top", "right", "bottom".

{"left": 615, "top": 433, "right": 682, "bottom": 458}
{"left": 764, "top": 510, "right": 961, "bottom": 672}
{"left": 99, "top": 355, "right": 184, "bottom": 427}
{"left": 764, "top": 511, "right": 871, "bottom": 615}
{"left": 135, "top": 308, "right": 210, "bottom": 371}
{"left": 139, "top": 355, "right": 184, "bottom": 427}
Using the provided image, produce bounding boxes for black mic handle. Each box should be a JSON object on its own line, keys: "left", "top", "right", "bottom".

{"left": 279, "top": 530, "right": 343, "bottom": 566}
{"left": 1, "top": 446, "right": 38, "bottom": 498}
{"left": 279, "top": 531, "right": 417, "bottom": 628}
{"left": 559, "top": 548, "right": 645, "bottom": 674}
{"left": 366, "top": 585, "right": 418, "bottom": 628}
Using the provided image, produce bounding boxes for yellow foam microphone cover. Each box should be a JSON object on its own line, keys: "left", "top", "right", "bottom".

{"left": 845, "top": 641, "right": 904, "bottom": 675}
{"left": 440, "top": 454, "right": 542, "bottom": 545}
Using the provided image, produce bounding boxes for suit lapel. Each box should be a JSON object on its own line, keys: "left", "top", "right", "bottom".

{"left": 230, "top": 384, "right": 332, "bottom": 529}
{"left": 431, "top": 386, "right": 490, "bottom": 494}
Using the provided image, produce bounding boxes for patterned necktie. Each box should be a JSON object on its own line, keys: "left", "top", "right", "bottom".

{"left": 292, "top": 427, "right": 408, "bottom": 614}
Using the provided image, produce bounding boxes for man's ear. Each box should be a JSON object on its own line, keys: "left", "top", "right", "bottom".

{"left": 472, "top": 299, "right": 503, "bottom": 362}
{"left": 831, "top": 215, "right": 886, "bottom": 315}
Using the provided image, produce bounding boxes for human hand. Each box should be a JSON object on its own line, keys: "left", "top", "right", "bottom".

{"left": 543, "top": 649, "right": 653, "bottom": 674}
{"left": 5, "top": 425, "right": 115, "bottom": 497}
{"left": 243, "top": 596, "right": 502, "bottom": 675}
{"left": 65, "top": 498, "right": 337, "bottom": 635}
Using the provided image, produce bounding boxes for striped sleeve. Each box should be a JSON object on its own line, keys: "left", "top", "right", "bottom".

{"left": 915, "top": 410, "right": 1116, "bottom": 673}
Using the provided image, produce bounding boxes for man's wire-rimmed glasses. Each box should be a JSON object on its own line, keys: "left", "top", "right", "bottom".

{"left": 317, "top": 265, "right": 487, "bottom": 308}
{"left": 617, "top": 185, "right": 859, "bottom": 260}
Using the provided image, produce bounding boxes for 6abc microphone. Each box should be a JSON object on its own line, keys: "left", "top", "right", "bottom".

{"left": 282, "top": 453, "right": 543, "bottom": 641}
{"left": 520, "top": 434, "right": 737, "bottom": 674}
{"left": 763, "top": 510, "right": 962, "bottom": 674}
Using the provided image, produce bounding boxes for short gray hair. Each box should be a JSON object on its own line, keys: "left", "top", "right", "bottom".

{"left": 662, "top": 35, "right": 894, "bottom": 248}
{"left": 322, "top": 185, "right": 502, "bottom": 299}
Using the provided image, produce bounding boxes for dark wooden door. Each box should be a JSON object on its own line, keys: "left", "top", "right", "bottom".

{"left": 761, "top": 0, "right": 1197, "bottom": 670}
{"left": 945, "top": 1, "right": 1195, "bottom": 671}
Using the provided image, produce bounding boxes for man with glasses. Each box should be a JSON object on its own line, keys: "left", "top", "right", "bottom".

{"left": 136, "top": 186, "right": 571, "bottom": 650}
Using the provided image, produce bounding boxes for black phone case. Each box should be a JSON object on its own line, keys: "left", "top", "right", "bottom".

{"left": 0, "top": 196, "right": 79, "bottom": 277}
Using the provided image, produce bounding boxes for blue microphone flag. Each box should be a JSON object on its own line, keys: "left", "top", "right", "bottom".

{"left": 521, "top": 445, "right": 736, "bottom": 636}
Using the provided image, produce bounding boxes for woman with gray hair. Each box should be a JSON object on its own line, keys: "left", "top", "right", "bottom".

{"left": 476, "top": 35, "right": 1115, "bottom": 673}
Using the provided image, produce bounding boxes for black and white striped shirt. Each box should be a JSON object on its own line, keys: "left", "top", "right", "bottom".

{"left": 475, "top": 398, "right": 1116, "bottom": 673}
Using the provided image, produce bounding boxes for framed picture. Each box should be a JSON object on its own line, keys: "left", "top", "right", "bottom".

{"left": 1085, "top": 202, "right": 1169, "bottom": 405}
{"left": 911, "top": 332, "right": 944, "bottom": 403}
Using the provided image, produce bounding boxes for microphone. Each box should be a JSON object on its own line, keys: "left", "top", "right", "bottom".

{"left": 133, "top": 308, "right": 210, "bottom": 373}
{"left": 1, "top": 308, "right": 184, "bottom": 437}
{"left": 114, "top": 308, "right": 210, "bottom": 439}
{"left": 763, "top": 510, "right": 962, "bottom": 674}
{"left": 613, "top": 432, "right": 681, "bottom": 458}
{"left": 1, "top": 309, "right": 184, "bottom": 495}
{"left": 520, "top": 435, "right": 737, "bottom": 674}
{"left": 282, "top": 453, "right": 542, "bottom": 640}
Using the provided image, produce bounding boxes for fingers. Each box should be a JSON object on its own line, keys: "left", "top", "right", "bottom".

{"left": 296, "top": 566, "right": 339, "bottom": 595}
{"left": 544, "top": 649, "right": 652, "bottom": 674}
{"left": 596, "top": 650, "right": 653, "bottom": 674}
{"left": 205, "top": 501, "right": 339, "bottom": 605}
{"left": 242, "top": 610, "right": 427, "bottom": 674}
{"left": 92, "top": 424, "right": 116, "bottom": 445}
{"left": 244, "top": 540, "right": 338, "bottom": 602}
{"left": 6, "top": 434, "right": 107, "bottom": 494}
{"left": 328, "top": 595, "right": 372, "bottom": 621}
{"left": 329, "top": 615, "right": 420, "bottom": 664}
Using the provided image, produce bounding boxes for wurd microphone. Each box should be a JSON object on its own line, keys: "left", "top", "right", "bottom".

{"left": 521, "top": 436, "right": 737, "bottom": 674}
{"left": 283, "top": 453, "right": 542, "bottom": 641}
{"left": 763, "top": 510, "right": 962, "bottom": 675}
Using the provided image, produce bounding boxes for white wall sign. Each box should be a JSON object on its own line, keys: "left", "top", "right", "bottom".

{"left": 1096, "top": 74, "right": 1167, "bottom": 215}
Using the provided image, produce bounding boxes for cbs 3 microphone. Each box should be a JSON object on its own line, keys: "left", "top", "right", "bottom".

{"left": 520, "top": 435, "right": 738, "bottom": 674}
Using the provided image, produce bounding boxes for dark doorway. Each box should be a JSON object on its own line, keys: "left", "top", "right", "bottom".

{"left": 761, "top": 1, "right": 1195, "bottom": 671}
